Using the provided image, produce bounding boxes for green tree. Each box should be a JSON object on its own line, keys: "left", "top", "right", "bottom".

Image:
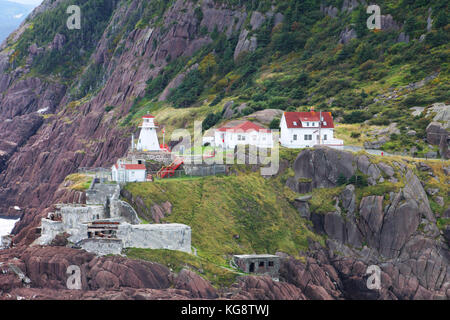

{"left": 269, "top": 118, "right": 280, "bottom": 129}
{"left": 434, "top": 11, "right": 448, "bottom": 29}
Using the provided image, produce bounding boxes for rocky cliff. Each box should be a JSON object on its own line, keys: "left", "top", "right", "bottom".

{"left": 0, "top": 0, "right": 449, "bottom": 300}
{"left": 286, "top": 147, "right": 449, "bottom": 299}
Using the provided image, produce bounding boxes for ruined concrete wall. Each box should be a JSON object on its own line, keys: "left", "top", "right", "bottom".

{"left": 110, "top": 200, "right": 140, "bottom": 224}
{"left": 80, "top": 238, "right": 123, "bottom": 256}
{"left": 60, "top": 205, "right": 105, "bottom": 229}
{"left": 35, "top": 219, "right": 64, "bottom": 245}
{"left": 117, "top": 223, "right": 191, "bottom": 253}
{"left": 86, "top": 184, "right": 120, "bottom": 205}
{"left": 58, "top": 205, "right": 103, "bottom": 243}
{"left": 234, "top": 256, "right": 280, "bottom": 279}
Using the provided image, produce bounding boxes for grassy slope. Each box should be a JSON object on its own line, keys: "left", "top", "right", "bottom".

{"left": 3, "top": 0, "right": 447, "bottom": 156}
{"left": 124, "top": 248, "right": 240, "bottom": 288}
{"left": 123, "top": 173, "right": 323, "bottom": 266}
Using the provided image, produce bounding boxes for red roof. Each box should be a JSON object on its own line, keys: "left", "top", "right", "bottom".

{"left": 283, "top": 111, "right": 334, "bottom": 129}
{"left": 142, "top": 115, "right": 155, "bottom": 119}
{"left": 218, "top": 121, "right": 271, "bottom": 133}
{"left": 114, "top": 164, "right": 146, "bottom": 170}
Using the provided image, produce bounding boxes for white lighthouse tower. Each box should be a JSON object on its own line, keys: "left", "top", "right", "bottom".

{"left": 136, "top": 114, "right": 161, "bottom": 151}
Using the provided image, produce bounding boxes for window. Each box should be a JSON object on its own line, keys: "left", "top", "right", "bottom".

{"left": 293, "top": 121, "right": 297, "bottom": 126}
{"left": 237, "top": 135, "right": 242, "bottom": 141}
{"left": 304, "top": 134, "right": 312, "bottom": 141}
{"left": 323, "top": 121, "right": 327, "bottom": 126}
{"left": 268, "top": 261, "right": 274, "bottom": 267}
{"left": 307, "top": 122, "right": 310, "bottom": 127}
{"left": 324, "top": 134, "right": 327, "bottom": 140}
{"left": 259, "top": 261, "right": 265, "bottom": 267}
{"left": 249, "top": 263, "right": 255, "bottom": 272}
{"left": 293, "top": 134, "right": 297, "bottom": 141}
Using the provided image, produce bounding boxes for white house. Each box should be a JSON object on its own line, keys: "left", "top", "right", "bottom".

{"left": 136, "top": 114, "right": 161, "bottom": 152}
{"left": 202, "top": 129, "right": 215, "bottom": 146}
{"left": 214, "top": 121, "right": 273, "bottom": 149}
{"left": 280, "top": 110, "right": 343, "bottom": 149}
{"left": 111, "top": 159, "right": 146, "bottom": 183}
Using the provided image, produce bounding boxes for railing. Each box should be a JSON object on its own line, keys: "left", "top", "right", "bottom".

{"left": 147, "top": 164, "right": 227, "bottom": 181}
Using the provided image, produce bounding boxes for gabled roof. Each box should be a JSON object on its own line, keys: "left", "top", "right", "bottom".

{"left": 283, "top": 111, "right": 334, "bottom": 129}
{"left": 114, "top": 164, "right": 146, "bottom": 170}
{"left": 218, "top": 121, "right": 271, "bottom": 133}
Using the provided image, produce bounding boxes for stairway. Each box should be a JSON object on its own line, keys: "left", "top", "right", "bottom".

{"left": 156, "top": 157, "right": 184, "bottom": 179}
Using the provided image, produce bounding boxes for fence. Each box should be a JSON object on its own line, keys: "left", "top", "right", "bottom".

{"left": 77, "top": 167, "right": 112, "bottom": 181}
{"left": 147, "top": 164, "right": 227, "bottom": 181}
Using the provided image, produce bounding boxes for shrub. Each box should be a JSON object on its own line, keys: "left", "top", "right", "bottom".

{"left": 269, "top": 118, "right": 280, "bottom": 130}
{"left": 202, "top": 112, "right": 221, "bottom": 131}
{"left": 348, "top": 174, "right": 368, "bottom": 187}
{"left": 337, "top": 174, "right": 348, "bottom": 186}
{"left": 343, "top": 111, "right": 371, "bottom": 124}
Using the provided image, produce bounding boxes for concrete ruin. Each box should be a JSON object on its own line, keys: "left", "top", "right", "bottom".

{"left": 233, "top": 254, "right": 280, "bottom": 280}
{"left": 35, "top": 180, "right": 191, "bottom": 256}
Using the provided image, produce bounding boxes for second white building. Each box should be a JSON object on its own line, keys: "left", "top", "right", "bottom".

{"left": 214, "top": 121, "right": 274, "bottom": 149}
{"left": 280, "top": 110, "right": 343, "bottom": 149}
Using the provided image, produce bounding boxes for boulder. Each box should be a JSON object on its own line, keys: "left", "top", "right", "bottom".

{"left": 244, "top": 109, "right": 283, "bottom": 124}
{"left": 293, "top": 147, "right": 355, "bottom": 188}
{"left": 426, "top": 121, "right": 449, "bottom": 159}
{"left": 174, "top": 269, "right": 218, "bottom": 298}
{"left": 339, "top": 27, "right": 357, "bottom": 44}
{"left": 427, "top": 103, "right": 450, "bottom": 129}
{"left": 222, "top": 100, "right": 235, "bottom": 119}
{"left": 340, "top": 184, "right": 356, "bottom": 215}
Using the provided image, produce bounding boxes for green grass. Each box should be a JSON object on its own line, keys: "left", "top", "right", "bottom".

{"left": 308, "top": 186, "right": 345, "bottom": 214}
{"left": 436, "top": 218, "right": 450, "bottom": 231}
{"left": 123, "top": 173, "right": 323, "bottom": 265}
{"left": 64, "top": 173, "right": 92, "bottom": 191}
{"left": 124, "top": 248, "right": 239, "bottom": 288}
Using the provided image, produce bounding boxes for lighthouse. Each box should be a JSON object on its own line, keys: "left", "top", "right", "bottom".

{"left": 136, "top": 114, "right": 161, "bottom": 151}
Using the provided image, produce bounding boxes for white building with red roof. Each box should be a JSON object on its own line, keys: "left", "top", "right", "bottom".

{"left": 136, "top": 114, "right": 161, "bottom": 151}
{"left": 280, "top": 109, "right": 343, "bottom": 149}
{"left": 214, "top": 121, "right": 273, "bottom": 149}
{"left": 111, "top": 159, "right": 146, "bottom": 183}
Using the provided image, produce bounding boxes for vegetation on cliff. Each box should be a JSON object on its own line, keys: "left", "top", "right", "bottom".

{"left": 123, "top": 173, "right": 323, "bottom": 265}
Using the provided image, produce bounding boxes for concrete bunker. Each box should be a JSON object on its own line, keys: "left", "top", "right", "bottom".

{"left": 35, "top": 181, "right": 192, "bottom": 256}
{"left": 233, "top": 254, "right": 280, "bottom": 280}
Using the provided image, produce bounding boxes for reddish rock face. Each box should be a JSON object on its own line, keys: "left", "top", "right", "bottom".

{"left": 0, "top": 0, "right": 253, "bottom": 223}
{"left": 174, "top": 269, "right": 218, "bottom": 299}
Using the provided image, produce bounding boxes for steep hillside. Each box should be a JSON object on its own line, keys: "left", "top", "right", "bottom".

{"left": 0, "top": 0, "right": 448, "bottom": 219}
{"left": 0, "top": 0, "right": 449, "bottom": 300}
{"left": 121, "top": 173, "right": 323, "bottom": 265}
{"left": 120, "top": 148, "right": 449, "bottom": 299}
